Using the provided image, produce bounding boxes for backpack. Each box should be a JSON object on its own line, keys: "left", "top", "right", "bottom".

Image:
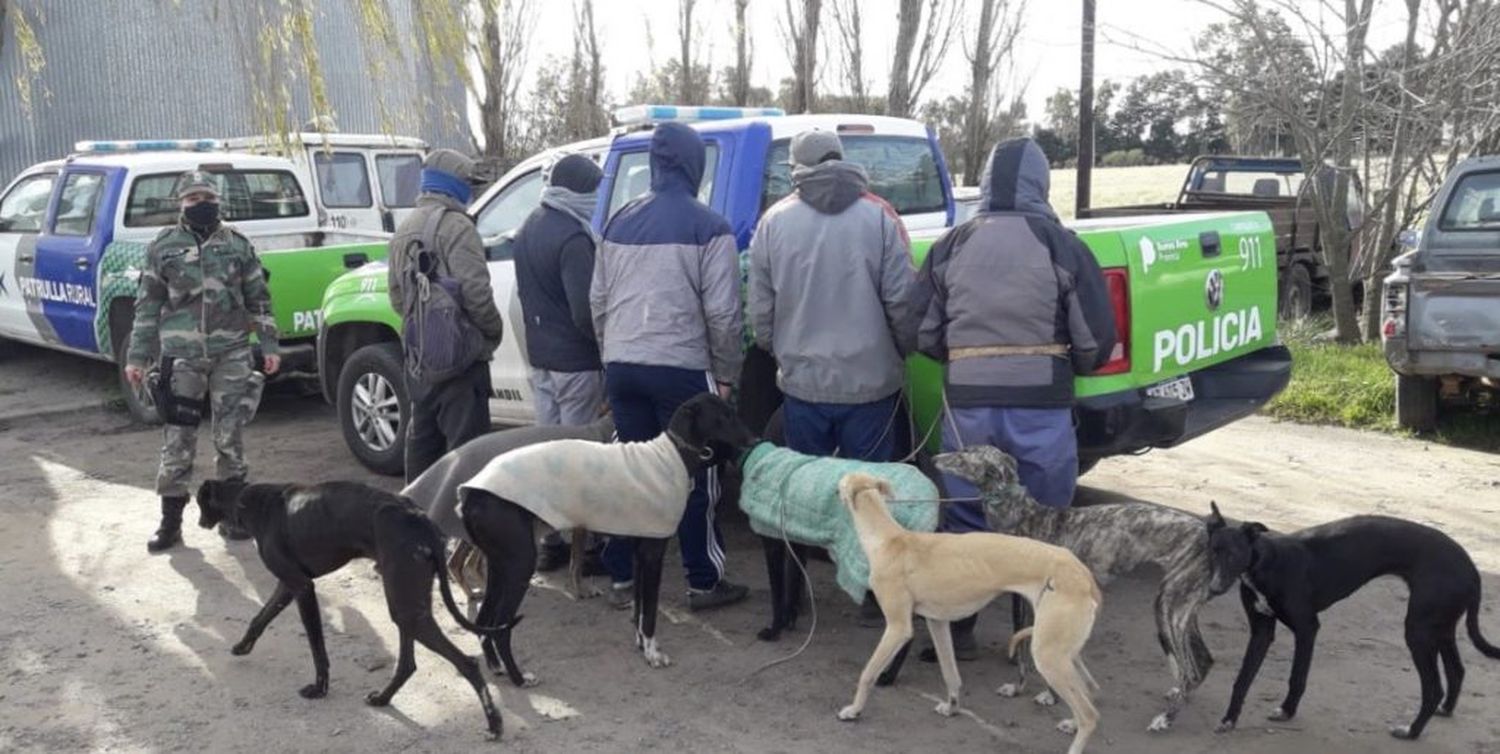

{"left": 400, "top": 209, "right": 489, "bottom": 386}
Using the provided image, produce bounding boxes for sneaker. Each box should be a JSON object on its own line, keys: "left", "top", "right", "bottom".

{"left": 536, "top": 543, "right": 569, "bottom": 573}
{"left": 217, "top": 522, "right": 252, "bottom": 541}
{"left": 606, "top": 581, "right": 634, "bottom": 610}
{"left": 687, "top": 580, "right": 749, "bottom": 612}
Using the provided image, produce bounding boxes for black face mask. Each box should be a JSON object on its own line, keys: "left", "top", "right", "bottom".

{"left": 183, "top": 201, "right": 221, "bottom": 229}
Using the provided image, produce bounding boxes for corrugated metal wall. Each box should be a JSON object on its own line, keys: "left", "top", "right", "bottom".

{"left": 0, "top": 0, "right": 470, "bottom": 183}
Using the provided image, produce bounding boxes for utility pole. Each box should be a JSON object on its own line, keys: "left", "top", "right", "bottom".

{"left": 1076, "top": 0, "right": 1096, "bottom": 218}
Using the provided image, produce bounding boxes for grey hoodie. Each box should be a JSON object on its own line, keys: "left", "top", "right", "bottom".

{"left": 749, "top": 160, "right": 919, "bottom": 404}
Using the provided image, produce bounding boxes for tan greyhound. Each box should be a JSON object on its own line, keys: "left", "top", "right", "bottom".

{"left": 835, "top": 472, "right": 1103, "bottom": 754}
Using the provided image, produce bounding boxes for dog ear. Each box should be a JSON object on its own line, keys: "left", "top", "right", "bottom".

{"left": 1242, "top": 521, "right": 1268, "bottom": 540}
{"left": 1207, "top": 500, "right": 1226, "bottom": 530}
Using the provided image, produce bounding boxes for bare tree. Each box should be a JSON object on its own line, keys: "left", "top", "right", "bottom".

{"left": 829, "top": 0, "right": 871, "bottom": 112}
{"left": 961, "top": 0, "right": 1027, "bottom": 185}
{"left": 471, "top": 0, "right": 538, "bottom": 165}
{"left": 678, "top": 0, "right": 701, "bottom": 103}
{"left": 578, "top": 0, "right": 607, "bottom": 136}
{"left": 730, "top": 0, "right": 753, "bottom": 106}
{"left": 778, "top": 0, "right": 823, "bottom": 113}
{"left": 887, "top": 0, "right": 964, "bottom": 118}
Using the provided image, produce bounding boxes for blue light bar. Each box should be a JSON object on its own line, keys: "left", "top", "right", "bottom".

{"left": 74, "top": 139, "right": 223, "bottom": 154}
{"left": 612, "top": 105, "right": 785, "bottom": 126}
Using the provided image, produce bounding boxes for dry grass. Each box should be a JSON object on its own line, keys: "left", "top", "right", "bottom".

{"left": 1050, "top": 164, "right": 1189, "bottom": 220}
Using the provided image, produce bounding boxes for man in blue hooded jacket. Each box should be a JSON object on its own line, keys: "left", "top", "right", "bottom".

{"left": 589, "top": 122, "right": 749, "bottom": 611}
{"left": 915, "top": 137, "right": 1117, "bottom": 658}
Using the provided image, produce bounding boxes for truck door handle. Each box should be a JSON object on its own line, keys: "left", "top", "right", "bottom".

{"left": 75, "top": 256, "right": 92, "bottom": 270}
{"left": 18, "top": 253, "right": 33, "bottom": 263}
{"left": 343, "top": 252, "right": 369, "bottom": 269}
{"left": 1199, "top": 231, "right": 1222, "bottom": 258}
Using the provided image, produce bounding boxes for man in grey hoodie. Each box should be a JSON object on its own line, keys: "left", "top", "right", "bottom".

{"left": 749, "top": 129, "right": 918, "bottom": 462}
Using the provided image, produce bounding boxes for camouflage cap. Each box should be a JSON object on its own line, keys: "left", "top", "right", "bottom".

{"left": 173, "top": 170, "right": 221, "bottom": 200}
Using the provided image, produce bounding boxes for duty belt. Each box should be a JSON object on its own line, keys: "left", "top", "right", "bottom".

{"left": 950, "top": 344, "right": 1068, "bottom": 360}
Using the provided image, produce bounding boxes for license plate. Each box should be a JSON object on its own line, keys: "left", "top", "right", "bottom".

{"left": 1145, "top": 376, "right": 1195, "bottom": 402}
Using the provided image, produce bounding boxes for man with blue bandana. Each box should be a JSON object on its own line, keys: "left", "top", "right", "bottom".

{"left": 388, "top": 148, "right": 505, "bottom": 481}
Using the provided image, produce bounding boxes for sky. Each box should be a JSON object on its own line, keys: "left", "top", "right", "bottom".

{"left": 520, "top": 0, "right": 1420, "bottom": 124}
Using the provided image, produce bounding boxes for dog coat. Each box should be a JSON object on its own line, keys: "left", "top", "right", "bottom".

{"left": 738, "top": 443, "right": 940, "bottom": 602}
{"left": 459, "top": 435, "right": 690, "bottom": 538}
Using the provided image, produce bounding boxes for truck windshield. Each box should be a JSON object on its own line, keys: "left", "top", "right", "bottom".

{"left": 1438, "top": 170, "right": 1500, "bottom": 232}
{"left": 761, "top": 136, "right": 945, "bottom": 215}
{"left": 125, "top": 170, "right": 311, "bottom": 227}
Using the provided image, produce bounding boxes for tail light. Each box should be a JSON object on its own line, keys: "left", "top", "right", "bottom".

{"left": 1096, "top": 267, "right": 1131, "bottom": 375}
{"left": 1381, "top": 282, "right": 1407, "bottom": 340}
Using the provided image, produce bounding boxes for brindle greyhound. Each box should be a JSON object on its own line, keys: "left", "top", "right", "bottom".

{"left": 923, "top": 445, "right": 1219, "bottom": 733}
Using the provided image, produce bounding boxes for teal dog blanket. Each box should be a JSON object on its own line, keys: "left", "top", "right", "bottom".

{"left": 738, "top": 443, "right": 940, "bottom": 602}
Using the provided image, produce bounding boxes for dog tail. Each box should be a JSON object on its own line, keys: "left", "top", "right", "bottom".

{"left": 417, "top": 515, "right": 522, "bottom": 637}
{"left": 1007, "top": 627, "right": 1034, "bottom": 660}
{"left": 1468, "top": 590, "right": 1500, "bottom": 659}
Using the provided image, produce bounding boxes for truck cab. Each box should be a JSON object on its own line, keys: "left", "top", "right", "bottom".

{"left": 1381, "top": 155, "right": 1500, "bottom": 431}
{"left": 221, "top": 132, "right": 428, "bottom": 234}
{"left": 0, "top": 140, "right": 390, "bottom": 422}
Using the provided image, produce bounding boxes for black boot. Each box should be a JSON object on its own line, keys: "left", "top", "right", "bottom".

{"left": 148, "top": 496, "right": 189, "bottom": 553}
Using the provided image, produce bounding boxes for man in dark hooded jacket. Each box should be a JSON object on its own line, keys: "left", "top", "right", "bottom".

{"left": 915, "top": 136, "right": 1116, "bottom": 657}
{"left": 589, "top": 122, "right": 748, "bottom": 612}
{"left": 513, "top": 152, "right": 607, "bottom": 571}
{"left": 749, "top": 129, "right": 917, "bottom": 461}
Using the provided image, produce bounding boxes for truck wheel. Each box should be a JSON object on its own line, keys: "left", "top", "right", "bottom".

{"left": 337, "top": 342, "right": 408, "bottom": 475}
{"left": 112, "top": 320, "right": 161, "bottom": 425}
{"left": 1280, "top": 264, "right": 1313, "bottom": 320}
{"left": 1395, "top": 374, "right": 1439, "bottom": 433}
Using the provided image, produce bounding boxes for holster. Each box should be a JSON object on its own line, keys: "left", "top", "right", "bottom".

{"left": 149, "top": 356, "right": 208, "bottom": 427}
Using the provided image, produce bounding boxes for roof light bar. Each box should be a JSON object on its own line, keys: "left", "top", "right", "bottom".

{"left": 612, "top": 105, "right": 785, "bottom": 127}
{"left": 74, "top": 139, "right": 223, "bottom": 154}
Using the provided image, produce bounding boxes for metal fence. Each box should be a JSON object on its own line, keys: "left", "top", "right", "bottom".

{"left": 0, "top": 0, "right": 470, "bottom": 184}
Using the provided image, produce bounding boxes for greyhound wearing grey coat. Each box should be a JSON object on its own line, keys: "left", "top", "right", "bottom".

{"left": 935, "top": 446, "right": 1216, "bottom": 732}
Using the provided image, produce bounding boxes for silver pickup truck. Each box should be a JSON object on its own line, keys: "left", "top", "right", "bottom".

{"left": 1382, "top": 155, "right": 1500, "bottom": 431}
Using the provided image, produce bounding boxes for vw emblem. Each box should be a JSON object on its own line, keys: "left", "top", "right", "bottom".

{"left": 1205, "top": 269, "right": 1224, "bottom": 311}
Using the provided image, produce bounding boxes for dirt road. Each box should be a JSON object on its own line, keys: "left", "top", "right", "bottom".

{"left": 2, "top": 351, "right": 1498, "bottom": 753}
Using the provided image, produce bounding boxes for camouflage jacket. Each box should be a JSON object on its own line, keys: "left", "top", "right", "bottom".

{"left": 126, "top": 221, "right": 278, "bottom": 367}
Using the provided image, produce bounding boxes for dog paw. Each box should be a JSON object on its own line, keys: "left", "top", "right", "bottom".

{"left": 299, "top": 683, "right": 327, "bottom": 699}
{"left": 364, "top": 691, "right": 390, "bottom": 707}
{"left": 520, "top": 672, "right": 539, "bottom": 688}
{"left": 230, "top": 642, "right": 253, "bottom": 656}
{"left": 1267, "top": 707, "right": 1293, "bottom": 722}
{"left": 934, "top": 699, "right": 959, "bottom": 717}
{"left": 1436, "top": 706, "right": 1455, "bottom": 718}
{"left": 837, "top": 706, "right": 862, "bottom": 722}
{"left": 1033, "top": 689, "right": 1057, "bottom": 707}
{"left": 1163, "top": 686, "right": 1182, "bottom": 700}
{"left": 996, "top": 683, "right": 1021, "bottom": 698}
{"left": 756, "top": 626, "right": 782, "bottom": 642}
{"left": 1148, "top": 713, "right": 1172, "bottom": 732}
{"left": 1057, "top": 718, "right": 1078, "bottom": 735}
{"left": 1389, "top": 725, "right": 1416, "bottom": 740}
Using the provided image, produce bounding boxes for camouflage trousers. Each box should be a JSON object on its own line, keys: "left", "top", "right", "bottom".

{"left": 156, "top": 347, "right": 261, "bottom": 497}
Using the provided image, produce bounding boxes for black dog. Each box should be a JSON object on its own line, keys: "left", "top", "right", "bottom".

{"left": 196, "top": 480, "right": 510, "bottom": 740}
{"left": 459, "top": 393, "right": 757, "bottom": 681}
{"left": 1207, "top": 503, "right": 1500, "bottom": 739}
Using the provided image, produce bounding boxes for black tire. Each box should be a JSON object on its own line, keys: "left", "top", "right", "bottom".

{"left": 1279, "top": 264, "right": 1313, "bottom": 320}
{"left": 337, "top": 342, "right": 409, "bottom": 475}
{"left": 1395, "top": 374, "right": 1439, "bottom": 433}
{"left": 112, "top": 318, "right": 161, "bottom": 425}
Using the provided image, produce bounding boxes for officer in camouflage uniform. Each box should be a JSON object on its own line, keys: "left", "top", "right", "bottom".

{"left": 124, "top": 170, "right": 280, "bottom": 552}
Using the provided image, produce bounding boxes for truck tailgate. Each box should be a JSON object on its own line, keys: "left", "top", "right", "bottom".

{"left": 1407, "top": 272, "right": 1500, "bottom": 351}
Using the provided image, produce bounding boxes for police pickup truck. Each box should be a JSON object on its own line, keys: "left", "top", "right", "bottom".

{"left": 316, "top": 105, "right": 1292, "bottom": 475}
{"left": 0, "top": 140, "right": 393, "bottom": 422}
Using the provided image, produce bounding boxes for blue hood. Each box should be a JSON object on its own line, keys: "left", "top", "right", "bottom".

{"left": 981, "top": 137, "right": 1056, "bottom": 220}
{"left": 649, "top": 122, "right": 705, "bottom": 195}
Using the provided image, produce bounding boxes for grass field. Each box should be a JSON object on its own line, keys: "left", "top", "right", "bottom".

{"left": 1049, "top": 163, "right": 1189, "bottom": 220}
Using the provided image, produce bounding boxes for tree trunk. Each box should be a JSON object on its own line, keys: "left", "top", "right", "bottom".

{"left": 678, "top": 0, "right": 696, "bottom": 104}
{"left": 962, "top": 1, "right": 998, "bottom": 186}
{"left": 887, "top": 0, "right": 920, "bottom": 117}
{"left": 1322, "top": 0, "right": 1375, "bottom": 344}
{"left": 1361, "top": 0, "right": 1421, "bottom": 341}
{"left": 479, "top": 1, "right": 506, "bottom": 160}
{"left": 733, "top": 0, "right": 751, "bottom": 106}
{"left": 787, "top": 0, "right": 821, "bottom": 113}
